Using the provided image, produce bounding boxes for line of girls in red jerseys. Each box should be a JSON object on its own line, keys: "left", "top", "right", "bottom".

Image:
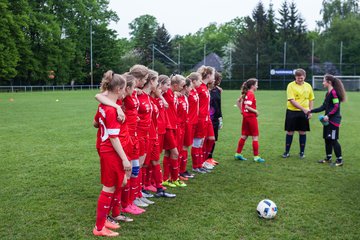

{"left": 91, "top": 64, "right": 219, "bottom": 237}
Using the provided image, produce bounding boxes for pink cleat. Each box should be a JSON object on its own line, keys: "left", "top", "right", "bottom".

{"left": 93, "top": 226, "right": 119, "bottom": 237}
{"left": 144, "top": 185, "right": 157, "bottom": 192}
{"left": 122, "top": 205, "right": 143, "bottom": 215}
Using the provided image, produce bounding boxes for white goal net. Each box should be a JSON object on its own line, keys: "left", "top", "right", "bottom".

{"left": 312, "top": 75, "right": 360, "bottom": 91}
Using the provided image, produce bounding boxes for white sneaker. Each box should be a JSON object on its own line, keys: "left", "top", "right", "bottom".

{"left": 202, "top": 162, "right": 214, "bottom": 170}
{"left": 141, "top": 190, "right": 154, "bottom": 198}
{"left": 140, "top": 197, "right": 155, "bottom": 205}
{"left": 134, "top": 198, "right": 149, "bottom": 207}
{"left": 113, "top": 214, "right": 134, "bottom": 222}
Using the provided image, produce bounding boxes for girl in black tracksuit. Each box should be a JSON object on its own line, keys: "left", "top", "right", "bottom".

{"left": 208, "top": 72, "right": 223, "bottom": 160}
{"left": 309, "top": 74, "right": 346, "bottom": 166}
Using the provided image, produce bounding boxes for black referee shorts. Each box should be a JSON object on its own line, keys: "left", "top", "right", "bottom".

{"left": 284, "top": 109, "right": 310, "bottom": 132}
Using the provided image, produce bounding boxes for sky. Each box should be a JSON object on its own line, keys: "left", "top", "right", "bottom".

{"left": 108, "top": 0, "right": 324, "bottom": 39}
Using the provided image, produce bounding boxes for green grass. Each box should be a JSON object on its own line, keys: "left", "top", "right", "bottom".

{"left": 0, "top": 90, "right": 359, "bottom": 239}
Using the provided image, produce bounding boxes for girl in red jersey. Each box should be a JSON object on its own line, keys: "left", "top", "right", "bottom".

{"left": 145, "top": 78, "right": 177, "bottom": 198}
{"left": 192, "top": 66, "right": 215, "bottom": 173}
{"left": 162, "top": 74, "right": 187, "bottom": 187}
{"left": 234, "top": 78, "right": 265, "bottom": 163}
{"left": 177, "top": 77, "right": 195, "bottom": 180}
{"left": 134, "top": 70, "right": 158, "bottom": 208}
{"left": 96, "top": 65, "right": 149, "bottom": 215}
{"left": 92, "top": 71, "right": 131, "bottom": 237}
{"left": 186, "top": 73, "right": 203, "bottom": 173}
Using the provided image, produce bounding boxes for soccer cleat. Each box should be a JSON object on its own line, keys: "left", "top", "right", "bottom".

{"left": 183, "top": 170, "right": 195, "bottom": 178}
{"left": 105, "top": 217, "right": 120, "bottom": 230}
{"left": 130, "top": 204, "right": 146, "bottom": 213}
{"left": 141, "top": 190, "right": 154, "bottom": 198}
{"left": 254, "top": 156, "right": 265, "bottom": 163}
{"left": 299, "top": 152, "right": 305, "bottom": 159}
{"left": 207, "top": 158, "right": 219, "bottom": 165}
{"left": 93, "top": 226, "right": 119, "bottom": 237}
{"left": 331, "top": 160, "right": 344, "bottom": 167}
{"left": 202, "top": 161, "right": 215, "bottom": 170}
{"left": 139, "top": 197, "right": 155, "bottom": 205}
{"left": 113, "top": 214, "right": 134, "bottom": 222}
{"left": 318, "top": 158, "right": 332, "bottom": 164}
{"left": 134, "top": 198, "right": 148, "bottom": 208}
{"left": 122, "top": 205, "right": 143, "bottom": 215}
{"left": 205, "top": 158, "right": 217, "bottom": 166}
{"left": 281, "top": 152, "right": 290, "bottom": 158}
{"left": 172, "top": 179, "right": 187, "bottom": 187}
{"left": 234, "top": 153, "right": 247, "bottom": 161}
{"left": 162, "top": 180, "right": 177, "bottom": 188}
{"left": 179, "top": 175, "right": 188, "bottom": 181}
{"left": 192, "top": 168, "right": 204, "bottom": 174}
{"left": 154, "top": 189, "right": 176, "bottom": 198}
{"left": 144, "top": 185, "right": 157, "bottom": 193}
{"left": 200, "top": 167, "right": 211, "bottom": 173}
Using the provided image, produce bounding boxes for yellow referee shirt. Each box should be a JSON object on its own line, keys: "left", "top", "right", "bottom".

{"left": 286, "top": 81, "right": 314, "bottom": 111}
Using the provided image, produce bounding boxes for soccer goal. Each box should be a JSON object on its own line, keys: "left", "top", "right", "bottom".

{"left": 312, "top": 75, "right": 360, "bottom": 91}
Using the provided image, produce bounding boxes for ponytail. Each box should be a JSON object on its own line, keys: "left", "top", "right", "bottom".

{"left": 324, "top": 74, "right": 346, "bottom": 102}
{"left": 241, "top": 78, "right": 257, "bottom": 100}
{"left": 100, "top": 70, "right": 126, "bottom": 92}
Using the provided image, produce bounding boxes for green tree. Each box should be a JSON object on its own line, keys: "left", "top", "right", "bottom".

{"left": 129, "top": 14, "right": 159, "bottom": 66}
{"left": 0, "top": 0, "right": 22, "bottom": 83}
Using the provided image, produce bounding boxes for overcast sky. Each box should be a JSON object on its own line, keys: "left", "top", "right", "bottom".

{"left": 108, "top": 0, "right": 323, "bottom": 39}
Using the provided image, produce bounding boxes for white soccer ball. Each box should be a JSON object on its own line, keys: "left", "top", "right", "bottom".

{"left": 257, "top": 199, "right": 278, "bottom": 219}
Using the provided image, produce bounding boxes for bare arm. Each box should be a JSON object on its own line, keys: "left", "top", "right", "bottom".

{"left": 289, "top": 99, "right": 309, "bottom": 114}
{"left": 245, "top": 105, "right": 259, "bottom": 116}
{"left": 109, "top": 137, "right": 131, "bottom": 171}
{"left": 95, "top": 92, "right": 125, "bottom": 122}
{"left": 93, "top": 120, "right": 99, "bottom": 128}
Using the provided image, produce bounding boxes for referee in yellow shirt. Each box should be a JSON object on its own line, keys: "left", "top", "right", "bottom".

{"left": 282, "top": 68, "right": 314, "bottom": 159}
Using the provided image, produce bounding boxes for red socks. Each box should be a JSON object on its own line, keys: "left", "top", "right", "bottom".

{"left": 162, "top": 155, "right": 170, "bottom": 181}
{"left": 95, "top": 191, "right": 113, "bottom": 230}
{"left": 129, "top": 176, "right": 138, "bottom": 203}
{"left": 253, "top": 140, "right": 259, "bottom": 156}
{"left": 180, "top": 150, "right": 188, "bottom": 173}
{"left": 110, "top": 188, "right": 121, "bottom": 218}
{"left": 121, "top": 182, "right": 130, "bottom": 208}
{"left": 237, "top": 138, "right": 246, "bottom": 153}
{"left": 153, "top": 164, "right": 163, "bottom": 188}
{"left": 170, "top": 156, "right": 179, "bottom": 181}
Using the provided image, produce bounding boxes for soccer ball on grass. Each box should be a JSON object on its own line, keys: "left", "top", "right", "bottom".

{"left": 257, "top": 199, "right": 277, "bottom": 219}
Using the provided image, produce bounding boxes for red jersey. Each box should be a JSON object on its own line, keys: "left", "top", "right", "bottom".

{"left": 155, "top": 97, "right": 166, "bottom": 134}
{"left": 94, "top": 110, "right": 101, "bottom": 150}
{"left": 177, "top": 95, "right": 188, "bottom": 126}
{"left": 97, "top": 104, "right": 121, "bottom": 153}
{"left": 137, "top": 93, "right": 152, "bottom": 131}
{"left": 116, "top": 99, "right": 130, "bottom": 147}
{"left": 149, "top": 97, "right": 159, "bottom": 139}
{"left": 241, "top": 91, "right": 257, "bottom": 118}
{"left": 163, "top": 88, "right": 177, "bottom": 129}
{"left": 123, "top": 91, "right": 139, "bottom": 135}
{"left": 196, "top": 83, "right": 210, "bottom": 120}
{"left": 188, "top": 88, "right": 199, "bottom": 125}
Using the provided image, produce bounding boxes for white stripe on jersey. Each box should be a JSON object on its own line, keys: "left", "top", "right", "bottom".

{"left": 108, "top": 128, "right": 120, "bottom": 135}
{"left": 244, "top": 100, "right": 253, "bottom": 105}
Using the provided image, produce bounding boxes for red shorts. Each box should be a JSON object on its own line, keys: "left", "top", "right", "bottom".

{"left": 205, "top": 120, "right": 215, "bottom": 138}
{"left": 183, "top": 122, "right": 193, "bottom": 147}
{"left": 242, "top": 117, "right": 259, "bottom": 136}
{"left": 163, "top": 129, "right": 177, "bottom": 150}
{"left": 138, "top": 134, "right": 149, "bottom": 157}
{"left": 145, "top": 139, "right": 160, "bottom": 165}
{"left": 176, "top": 125, "right": 185, "bottom": 151}
{"left": 127, "top": 135, "right": 139, "bottom": 160}
{"left": 158, "top": 133, "right": 165, "bottom": 151}
{"left": 194, "top": 119, "right": 207, "bottom": 139}
{"left": 99, "top": 151, "right": 125, "bottom": 188}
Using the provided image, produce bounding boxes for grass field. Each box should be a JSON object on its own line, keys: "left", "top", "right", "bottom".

{"left": 0, "top": 89, "right": 360, "bottom": 239}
